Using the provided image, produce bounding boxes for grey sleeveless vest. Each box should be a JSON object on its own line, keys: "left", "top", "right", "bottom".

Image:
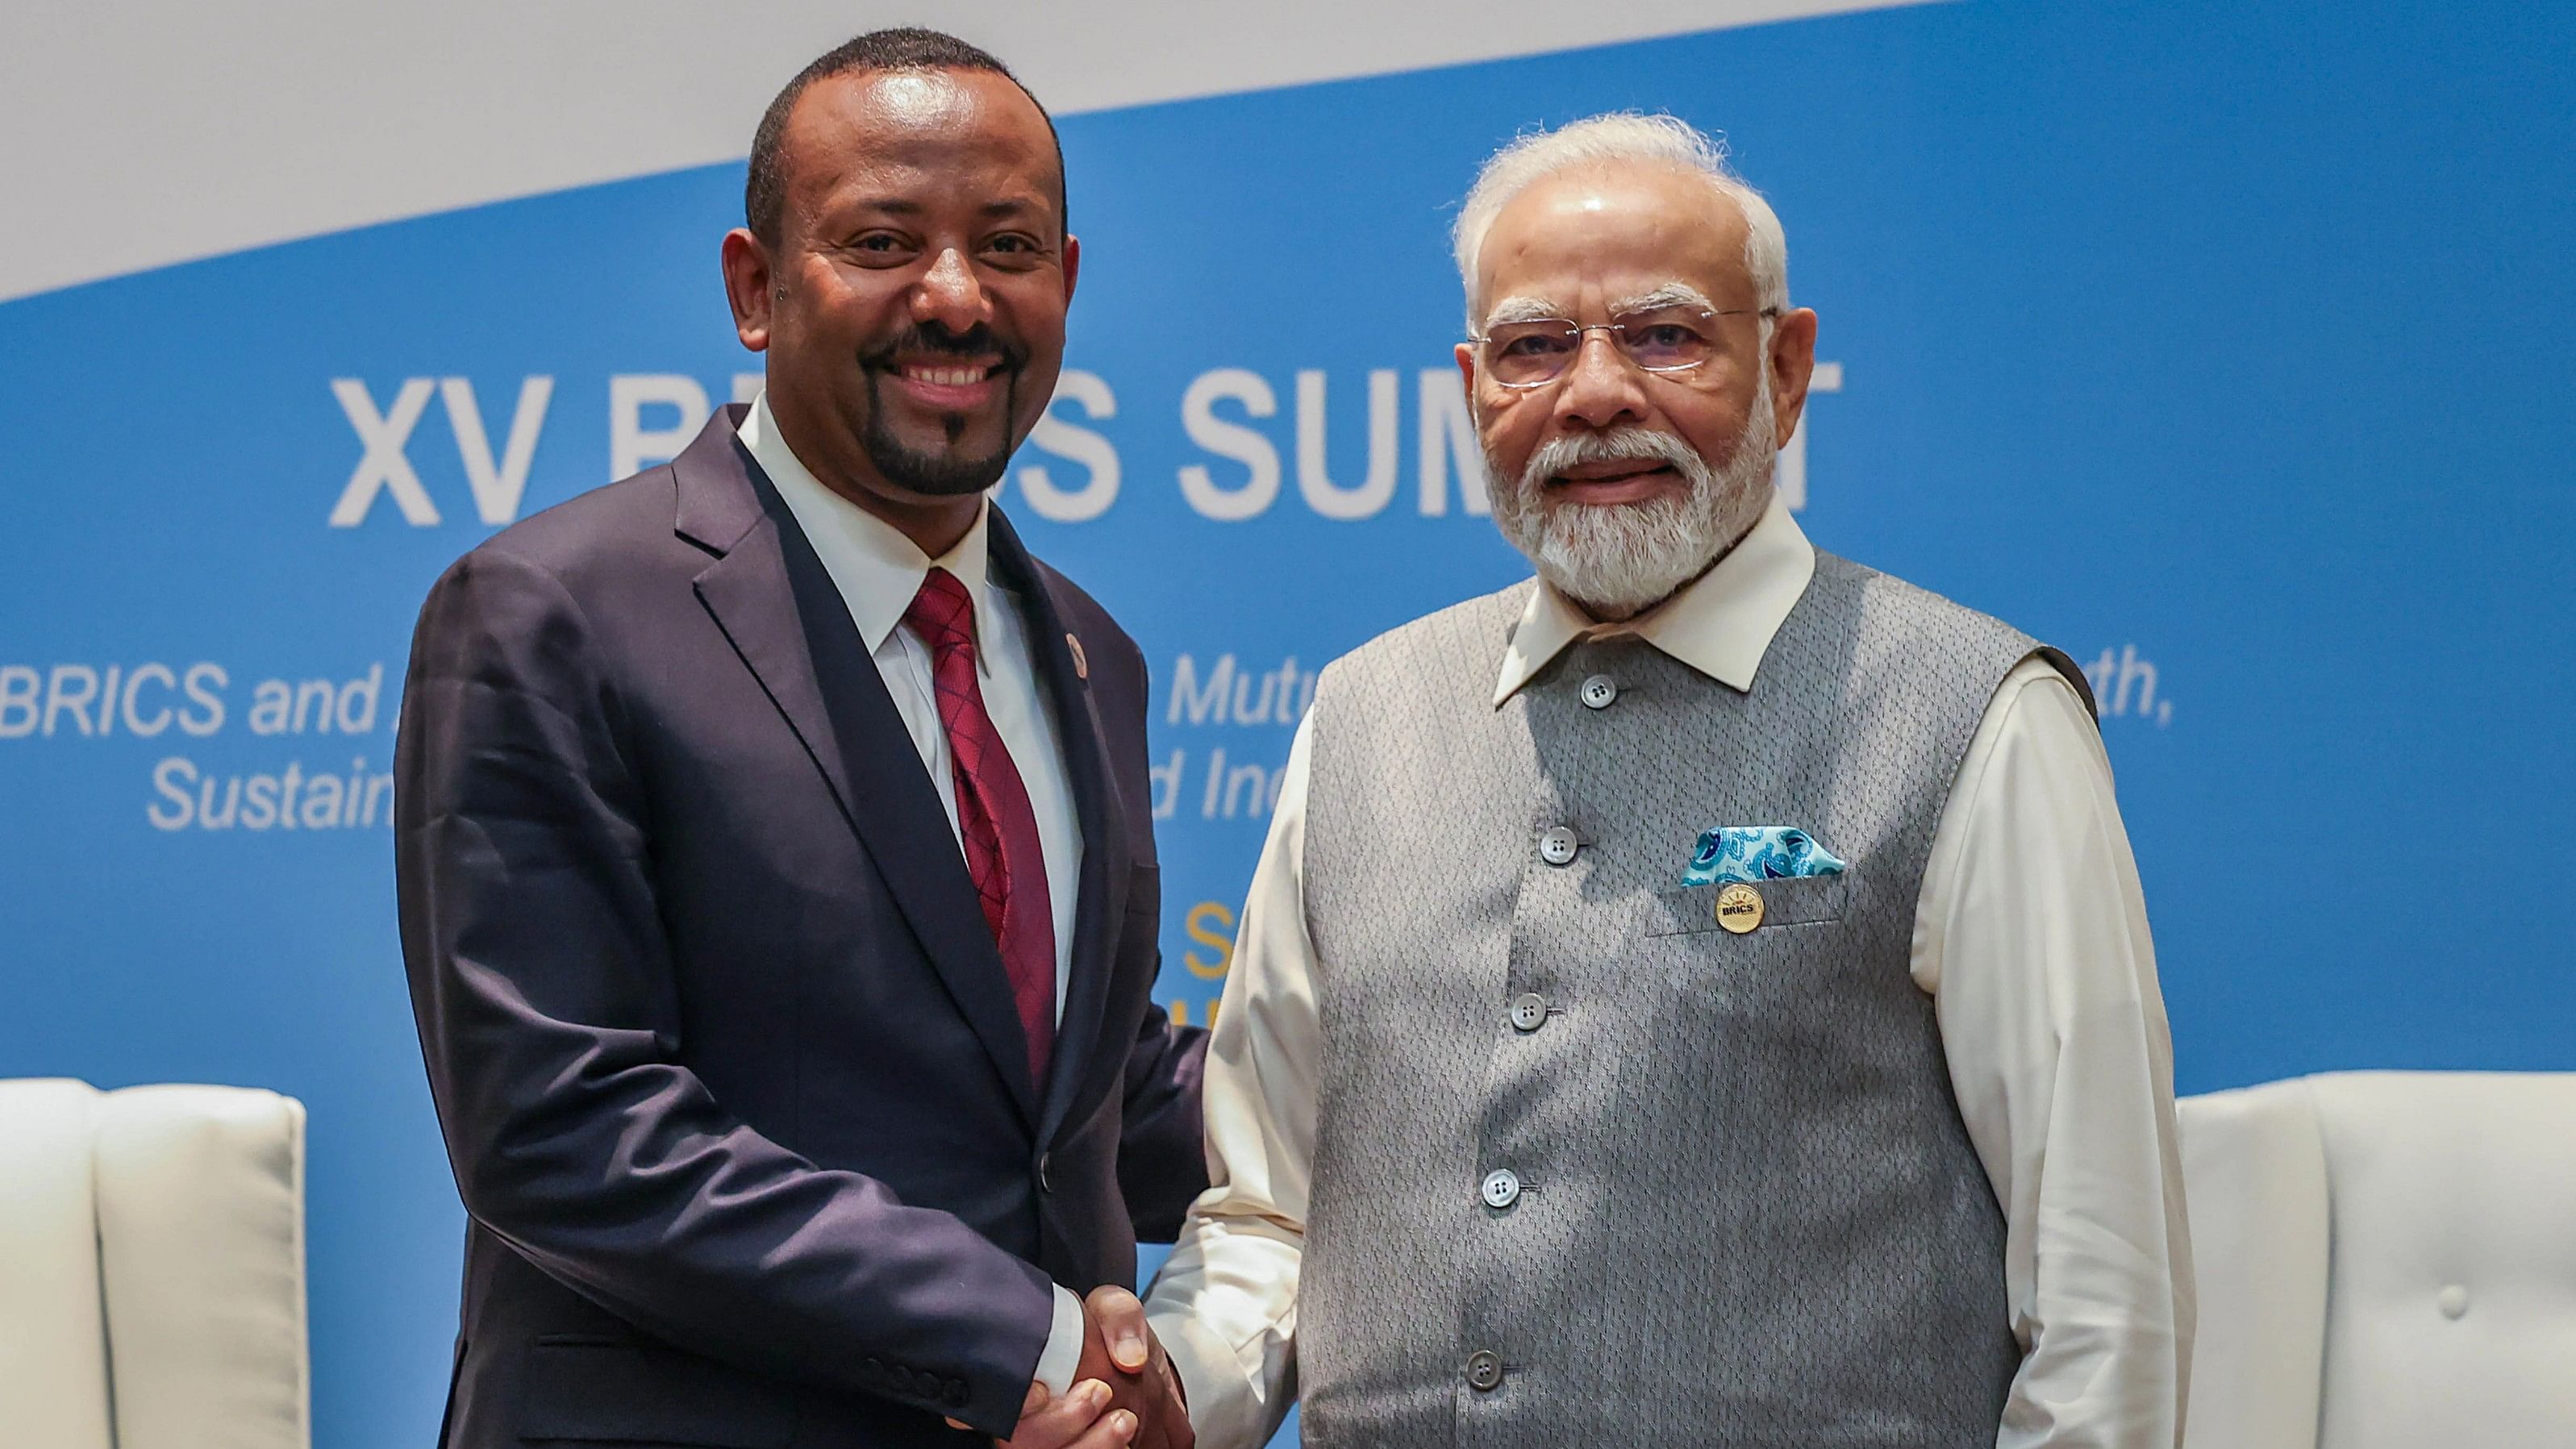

{"left": 1295, "top": 551, "right": 2082, "bottom": 1448}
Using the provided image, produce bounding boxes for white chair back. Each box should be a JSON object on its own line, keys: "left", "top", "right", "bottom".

{"left": 2179, "top": 1072, "right": 2576, "bottom": 1449}
{"left": 0, "top": 1079, "right": 310, "bottom": 1449}
{"left": 0, "top": 1079, "right": 116, "bottom": 1449}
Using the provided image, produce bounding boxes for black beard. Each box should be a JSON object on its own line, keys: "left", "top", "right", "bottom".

{"left": 854, "top": 323, "right": 1026, "bottom": 497}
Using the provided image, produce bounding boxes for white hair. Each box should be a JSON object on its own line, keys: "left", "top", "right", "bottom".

{"left": 1453, "top": 113, "right": 1790, "bottom": 330}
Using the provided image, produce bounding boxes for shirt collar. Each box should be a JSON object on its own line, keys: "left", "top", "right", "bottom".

{"left": 740, "top": 390, "right": 999, "bottom": 667}
{"left": 1493, "top": 489, "right": 1817, "bottom": 706}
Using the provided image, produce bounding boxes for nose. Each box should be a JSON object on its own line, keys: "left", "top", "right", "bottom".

{"left": 1552, "top": 327, "right": 1648, "bottom": 431}
{"left": 911, "top": 247, "right": 990, "bottom": 335}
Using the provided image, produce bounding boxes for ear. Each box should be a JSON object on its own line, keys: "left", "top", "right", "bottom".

{"left": 1454, "top": 340, "right": 1478, "bottom": 402}
{"left": 720, "top": 227, "right": 775, "bottom": 352}
{"left": 1061, "top": 231, "right": 1082, "bottom": 303}
{"left": 1766, "top": 307, "right": 1819, "bottom": 445}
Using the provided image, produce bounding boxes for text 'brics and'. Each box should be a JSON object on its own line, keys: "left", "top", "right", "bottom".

{"left": 0, "top": 660, "right": 395, "bottom": 833}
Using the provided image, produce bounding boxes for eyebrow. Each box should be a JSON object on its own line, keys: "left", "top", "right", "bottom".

{"left": 838, "top": 196, "right": 1048, "bottom": 222}
{"left": 1481, "top": 281, "right": 1722, "bottom": 330}
{"left": 1482, "top": 295, "right": 1562, "bottom": 327}
{"left": 1611, "top": 281, "right": 1719, "bottom": 314}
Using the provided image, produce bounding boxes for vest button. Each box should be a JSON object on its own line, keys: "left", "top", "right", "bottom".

{"left": 1580, "top": 674, "right": 1618, "bottom": 709}
{"left": 1465, "top": 1349, "right": 1504, "bottom": 1391}
{"left": 1479, "top": 1168, "right": 1521, "bottom": 1209}
{"left": 1537, "top": 827, "right": 1579, "bottom": 866}
{"left": 1509, "top": 993, "right": 1548, "bottom": 1031}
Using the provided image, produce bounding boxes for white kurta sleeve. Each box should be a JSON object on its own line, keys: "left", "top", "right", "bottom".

{"left": 1911, "top": 657, "right": 2195, "bottom": 1449}
{"left": 1144, "top": 714, "right": 1319, "bottom": 1449}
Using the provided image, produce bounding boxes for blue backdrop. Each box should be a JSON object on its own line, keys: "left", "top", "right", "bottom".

{"left": 3, "top": 3, "right": 2570, "bottom": 1443}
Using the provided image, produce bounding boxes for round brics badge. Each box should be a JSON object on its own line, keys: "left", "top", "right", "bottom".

{"left": 1715, "top": 881, "right": 1765, "bottom": 934}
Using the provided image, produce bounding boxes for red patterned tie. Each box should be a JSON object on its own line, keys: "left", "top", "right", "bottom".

{"left": 902, "top": 567, "right": 1056, "bottom": 1087}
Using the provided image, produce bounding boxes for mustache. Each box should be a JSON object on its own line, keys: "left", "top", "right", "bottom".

{"left": 1521, "top": 426, "right": 1705, "bottom": 492}
{"left": 858, "top": 321, "right": 1028, "bottom": 372}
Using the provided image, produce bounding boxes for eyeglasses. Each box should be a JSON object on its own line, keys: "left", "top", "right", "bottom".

{"left": 1469, "top": 305, "right": 1781, "bottom": 389}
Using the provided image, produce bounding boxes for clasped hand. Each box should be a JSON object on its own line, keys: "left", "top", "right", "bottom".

{"left": 956, "top": 1285, "right": 1193, "bottom": 1449}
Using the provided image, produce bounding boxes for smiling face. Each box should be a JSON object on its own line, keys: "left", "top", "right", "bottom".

{"left": 1457, "top": 161, "right": 1816, "bottom": 617}
{"left": 722, "top": 67, "right": 1075, "bottom": 552}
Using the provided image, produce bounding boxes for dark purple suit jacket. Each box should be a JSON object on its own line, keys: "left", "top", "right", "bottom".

{"left": 396, "top": 407, "right": 1207, "bottom": 1447}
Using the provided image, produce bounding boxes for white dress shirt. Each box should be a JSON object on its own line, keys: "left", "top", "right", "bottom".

{"left": 739, "top": 395, "right": 1094, "bottom": 1397}
{"left": 1144, "top": 493, "right": 2195, "bottom": 1449}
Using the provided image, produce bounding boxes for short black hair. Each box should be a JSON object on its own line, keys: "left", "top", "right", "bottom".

{"left": 744, "top": 27, "right": 1065, "bottom": 247}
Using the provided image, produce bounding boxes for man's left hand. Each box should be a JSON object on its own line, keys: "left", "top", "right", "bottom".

{"left": 966, "top": 1377, "right": 1140, "bottom": 1449}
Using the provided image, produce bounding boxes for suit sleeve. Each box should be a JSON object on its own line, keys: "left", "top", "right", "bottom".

{"left": 1106, "top": 635, "right": 1211, "bottom": 1243}
{"left": 395, "top": 547, "right": 1053, "bottom": 1436}
{"left": 1120, "top": 985, "right": 1211, "bottom": 1243}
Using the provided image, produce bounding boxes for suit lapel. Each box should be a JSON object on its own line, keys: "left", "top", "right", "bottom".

{"left": 677, "top": 410, "right": 1040, "bottom": 1126}
{"left": 987, "top": 511, "right": 1128, "bottom": 1147}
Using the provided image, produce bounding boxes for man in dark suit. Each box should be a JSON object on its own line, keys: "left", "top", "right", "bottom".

{"left": 397, "top": 29, "right": 1201, "bottom": 1449}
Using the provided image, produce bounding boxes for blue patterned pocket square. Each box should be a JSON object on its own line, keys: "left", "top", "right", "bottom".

{"left": 1682, "top": 826, "right": 1848, "bottom": 886}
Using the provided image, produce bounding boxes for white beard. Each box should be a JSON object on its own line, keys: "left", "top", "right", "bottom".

{"left": 1484, "top": 389, "right": 1779, "bottom": 619}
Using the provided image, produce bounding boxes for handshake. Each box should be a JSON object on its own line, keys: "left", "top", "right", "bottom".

{"left": 953, "top": 1286, "right": 1194, "bottom": 1449}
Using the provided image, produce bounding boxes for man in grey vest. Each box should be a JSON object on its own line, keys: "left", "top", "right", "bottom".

{"left": 1137, "top": 115, "right": 2194, "bottom": 1449}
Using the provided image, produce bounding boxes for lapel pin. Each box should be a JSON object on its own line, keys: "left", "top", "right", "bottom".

{"left": 1715, "top": 881, "right": 1765, "bottom": 934}
{"left": 1065, "top": 632, "right": 1088, "bottom": 681}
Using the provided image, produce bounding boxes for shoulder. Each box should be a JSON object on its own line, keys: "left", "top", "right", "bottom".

{"left": 1325, "top": 579, "right": 1535, "bottom": 684}
{"left": 1810, "top": 551, "right": 2032, "bottom": 653}
{"left": 451, "top": 468, "right": 686, "bottom": 590}
{"left": 1811, "top": 551, "right": 2039, "bottom": 678}
{"left": 1810, "top": 550, "right": 2097, "bottom": 716}
{"left": 418, "top": 468, "right": 693, "bottom": 623}
{"left": 1302, "top": 579, "right": 1535, "bottom": 746}
{"left": 406, "top": 469, "right": 707, "bottom": 693}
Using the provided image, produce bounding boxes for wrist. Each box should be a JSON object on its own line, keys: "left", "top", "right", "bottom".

{"left": 1032, "top": 1284, "right": 1086, "bottom": 1398}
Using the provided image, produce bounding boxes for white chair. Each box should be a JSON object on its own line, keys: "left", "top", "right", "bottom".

{"left": 0, "top": 1079, "right": 310, "bottom": 1449}
{"left": 2178, "top": 1071, "right": 2576, "bottom": 1449}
